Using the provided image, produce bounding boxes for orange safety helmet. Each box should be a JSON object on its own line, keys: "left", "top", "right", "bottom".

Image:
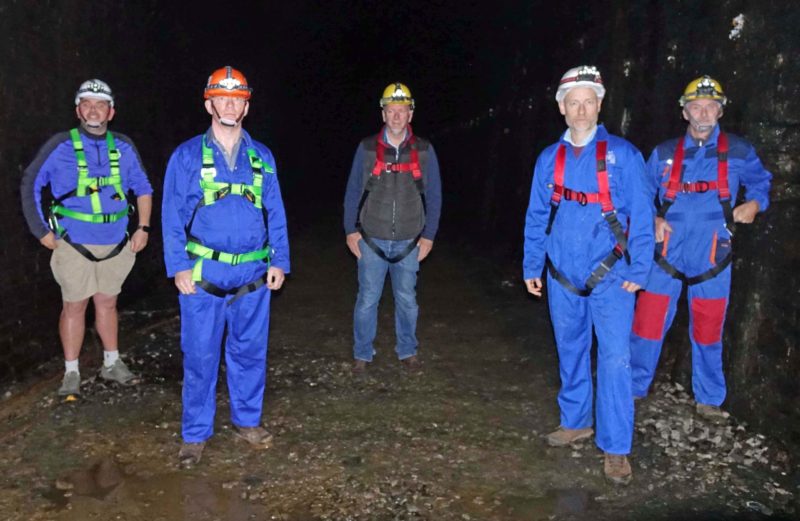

{"left": 204, "top": 66, "right": 252, "bottom": 100}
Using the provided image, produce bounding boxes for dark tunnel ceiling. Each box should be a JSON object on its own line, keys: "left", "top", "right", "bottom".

{"left": 148, "top": 1, "right": 591, "bottom": 130}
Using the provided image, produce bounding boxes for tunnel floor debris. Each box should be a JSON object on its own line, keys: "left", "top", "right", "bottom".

{"left": 0, "top": 223, "right": 797, "bottom": 520}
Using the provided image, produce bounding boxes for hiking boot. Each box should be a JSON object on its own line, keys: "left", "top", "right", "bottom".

{"left": 696, "top": 403, "right": 728, "bottom": 422}
{"left": 178, "top": 442, "right": 205, "bottom": 469}
{"left": 234, "top": 426, "right": 273, "bottom": 450}
{"left": 352, "top": 360, "right": 368, "bottom": 375}
{"left": 546, "top": 426, "right": 594, "bottom": 447}
{"left": 58, "top": 371, "right": 81, "bottom": 397}
{"left": 401, "top": 355, "right": 421, "bottom": 373}
{"left": 604, "top": 453, "right": 632, "bottom": 485}
{"left": 99, "top": 359, "right": 140, "bottom": 386}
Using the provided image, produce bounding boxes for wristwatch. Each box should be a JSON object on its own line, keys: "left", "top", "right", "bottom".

{"left": 137, "top": 225, "right": 152, "bottom": 233}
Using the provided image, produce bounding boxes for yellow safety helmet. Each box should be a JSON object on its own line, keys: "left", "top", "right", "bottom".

{"left": 679, "top": 75, "right": 727, "bottom": 107}
{"left": 379, "top": 82, "right": 415, "bottom": 110}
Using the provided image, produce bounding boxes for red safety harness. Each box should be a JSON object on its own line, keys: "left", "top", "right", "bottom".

{"left": 545, "top": 141, "right": 630, "bottom": 296}
{"left": 355, "top": 135, "right": 426, "bottom": 263}
{"left": 655, "top": 132, "right": 733, "bottom": 285}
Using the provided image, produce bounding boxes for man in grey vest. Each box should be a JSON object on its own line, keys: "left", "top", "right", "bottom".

{"left": 343, "top": 82, "right": 442, "bottom": 374}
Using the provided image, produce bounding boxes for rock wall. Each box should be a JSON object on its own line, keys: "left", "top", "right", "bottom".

{"left": 435, "top": 1, "right": 799, "bottom": 447}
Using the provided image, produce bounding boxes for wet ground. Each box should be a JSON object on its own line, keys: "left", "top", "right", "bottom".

{"left": 0, "top": 221, "right": 798, "bottom": 520}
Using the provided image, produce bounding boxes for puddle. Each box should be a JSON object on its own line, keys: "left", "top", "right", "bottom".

{"left": 501, "top": 488, "right": 596, "bottom": 519}
{"left": 45, "top": 456, "right": 267, "bottom": 520}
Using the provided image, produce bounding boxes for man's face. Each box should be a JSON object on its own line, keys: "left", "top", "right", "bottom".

{"left": 205, "top": 96, "right": 249, "bottom": 126}
{"left": 75, "top": 98, "right": 115, "bottom": 133}
{"left": 381, "top": 103, "right": 413, "bottom": 138}
{"left": 558, "top": 87, "right": 602, "bottom": 134}
{"left": 683, "top": 99, "right": 723, "bottom": 137}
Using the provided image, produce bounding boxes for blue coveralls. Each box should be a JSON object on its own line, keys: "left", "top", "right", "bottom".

{"left": 162, "top": 129, "right": 290, "bottom": 443}
{"left": 523, "top": 124, "right": 653, "bottom": 455}
{"left": 630, "top": 125, "right": 771, "bottom": 405}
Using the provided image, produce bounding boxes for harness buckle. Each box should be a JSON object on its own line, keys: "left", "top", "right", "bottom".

{"left": 384, "top": 162, "right": 395, "bottom": 172}
{"left": 695, "top": 180, "right": 710, "bottom": 193}
{"left": 612, "top": 244, "right": 624, "bottom": 259}
{"left": 230, "top": 253, "right": 240, "bottom": 266}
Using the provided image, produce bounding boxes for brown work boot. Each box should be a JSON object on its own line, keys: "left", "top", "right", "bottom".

{"left": 234, "top": 426, "right": 273, "bottom": 450}
{"left": 401, "top": 355, "right": 421, "bottom": 373}
{"left": 604, "top": 453, "right": 632, "bottom": 485}
{"left": 178, "top": 442, "right": 205, "bottom": 469}
{"left": 352, "top": 360, "right": 368, "bottom": 374}
{"left": 545, "top": 426, "right": 594, "bottom": 447}
{"left": 696, "top": 403, "right": 729, "bottom": 422}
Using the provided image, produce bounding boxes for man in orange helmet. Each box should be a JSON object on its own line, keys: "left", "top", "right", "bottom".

{"left": 162, "top": 66, "right": 290, "bottom": 468}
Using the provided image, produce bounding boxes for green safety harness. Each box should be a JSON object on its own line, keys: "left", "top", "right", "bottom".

{"left": 184, "top": 136, "right": 273, "bottom": 304}
{"left": 48, "top": 128, "right": 132, "bottom": 262}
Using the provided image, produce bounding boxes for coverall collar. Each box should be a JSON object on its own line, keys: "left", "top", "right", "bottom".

{"left": 205, "top": 127, "right": 255, "bottom": 171}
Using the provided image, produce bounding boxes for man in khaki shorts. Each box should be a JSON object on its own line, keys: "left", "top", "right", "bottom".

{"left": 20, "top": 79, "right": 153, "bottom": 398}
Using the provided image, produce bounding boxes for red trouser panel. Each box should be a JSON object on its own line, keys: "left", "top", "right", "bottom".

{"left": 691, "top": 297, "right": 726, "bottom": 345}
{"left": 632, "top": 291, "right": 670, "bottom": 340}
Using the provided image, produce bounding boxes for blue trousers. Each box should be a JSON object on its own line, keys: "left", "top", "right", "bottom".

{"left": 548, "top": 274, "right": 635, "bottom": 455}
{"left": 353, "top": 238, "right": 420, "bottom": 362}
{"left": 179, "top": 285, "right": 271, "bottom": 442}
{"left": 630, "top": 263, "right": 730, "bottom": 406}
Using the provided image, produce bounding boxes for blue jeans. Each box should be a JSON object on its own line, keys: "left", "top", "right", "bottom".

{"left": 353, "top": 238, "right": 420, "bottom": 361}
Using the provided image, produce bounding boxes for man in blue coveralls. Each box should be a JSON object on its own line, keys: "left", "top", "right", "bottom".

{"left": 630, "top": 76, "right": 771, "bottom": 421}
{"left": 523, "top": 66, "right": 653, "bottom": 484}
{"left": 162, "top": 66, "right": 290, "bottom": 468}
{"left": 343, "top": 82, "right": 442, "bottom": 374}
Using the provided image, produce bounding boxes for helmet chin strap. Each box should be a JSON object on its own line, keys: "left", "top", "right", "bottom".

{"left": 687, "top": 114, "right": 714, "bottom": 135}
{"left": 80, "top": 116, "right": 104, "bottom": 130}
{"left": 211, "top": 103, "right": 246, "bottom": 128}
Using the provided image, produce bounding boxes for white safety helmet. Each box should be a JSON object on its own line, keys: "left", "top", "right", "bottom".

{"left": 555, "top": 65, "right": 605, "bottom": 103}
{"left": 75, "top": 79, "right": 114, "bottom": 107}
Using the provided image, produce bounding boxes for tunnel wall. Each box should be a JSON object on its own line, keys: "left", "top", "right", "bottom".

{"left": 435, "top": 1, "right": 799, "bottom": 447}
{"left": 0, "top": 1, "right": 176, "bottom": 381}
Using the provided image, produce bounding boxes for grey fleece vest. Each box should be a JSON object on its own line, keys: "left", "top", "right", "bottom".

{"left": 358, "top": 134, "right": 429, "bottom": 241}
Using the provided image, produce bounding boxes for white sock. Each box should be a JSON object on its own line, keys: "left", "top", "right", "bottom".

{"left": 103, "top": 350, "right": 119, "bottom": 368}
{"left": 65, "top": 359, "right": 79, "bottom": 374}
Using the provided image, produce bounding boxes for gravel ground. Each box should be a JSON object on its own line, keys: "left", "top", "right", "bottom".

{"left": 0, "top": 223, "right": 797, "bottom": 520}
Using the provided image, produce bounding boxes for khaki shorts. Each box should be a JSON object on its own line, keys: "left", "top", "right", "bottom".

{"left": 50, "top": 239, "right": 136, "bottom": 302}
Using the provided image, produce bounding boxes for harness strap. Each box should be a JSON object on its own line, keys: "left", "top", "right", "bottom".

{"left": 546, "top": 140, "right": 629, "bottom": 292}
{"left": 655, "top": 132, "right": 734, "bottom": 284}
{"left": 355, "top": 135, "right": 426, "bottom": 263}
{"left": 658, "top": 132, "right": 732, "bottom": 232}
{"left": 60, "top": 233, "right": 128, "bottom": 262}
{"left": 655, "top": 249, "right": 732, "bottom": 286}
{"left": 186, "top": 239, "right": 271, "bottom": 282}
{"left": 196, "top": 273, "right": 268, "bottom": 306}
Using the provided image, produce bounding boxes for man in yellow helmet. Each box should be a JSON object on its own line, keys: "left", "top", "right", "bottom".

{"left": 343, "top": 82, "right": 442, "bottom": 374}
{"left": 630, "top": 75, "right": 772, "bottom": 420}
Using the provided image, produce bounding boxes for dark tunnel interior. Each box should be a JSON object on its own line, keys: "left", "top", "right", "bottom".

{"left": 0, "top": 1, "right": 798, "bottom": 518}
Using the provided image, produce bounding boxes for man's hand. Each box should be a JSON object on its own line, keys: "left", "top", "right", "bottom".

{"left": 175, "top": 269, "right": 196, "bottom": 295}
{"left": 622, "top": 280, "right": 641, "bottom": 293}
{"left": 40, "top": 232, "right": 58, "bottom": 250}
{"left": 346, "top": 232, "right": 362, "bottom": 259}
{"left": 417, "top": 238, "right": 433, "bottom": 261}
{"left": 525, "top": 278, "right": 543, "bottom": 297}
{"left": 733, "top": 200, "right": 760, "bottom": 224}
{"left": 129, "top": 228, "right": 149, "bottom": 253}
{"left": 655, "top": 216, "right": 673, "bottom": 243}
{"left": 267, "top": 266, "right": 285, "bottom": 291}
